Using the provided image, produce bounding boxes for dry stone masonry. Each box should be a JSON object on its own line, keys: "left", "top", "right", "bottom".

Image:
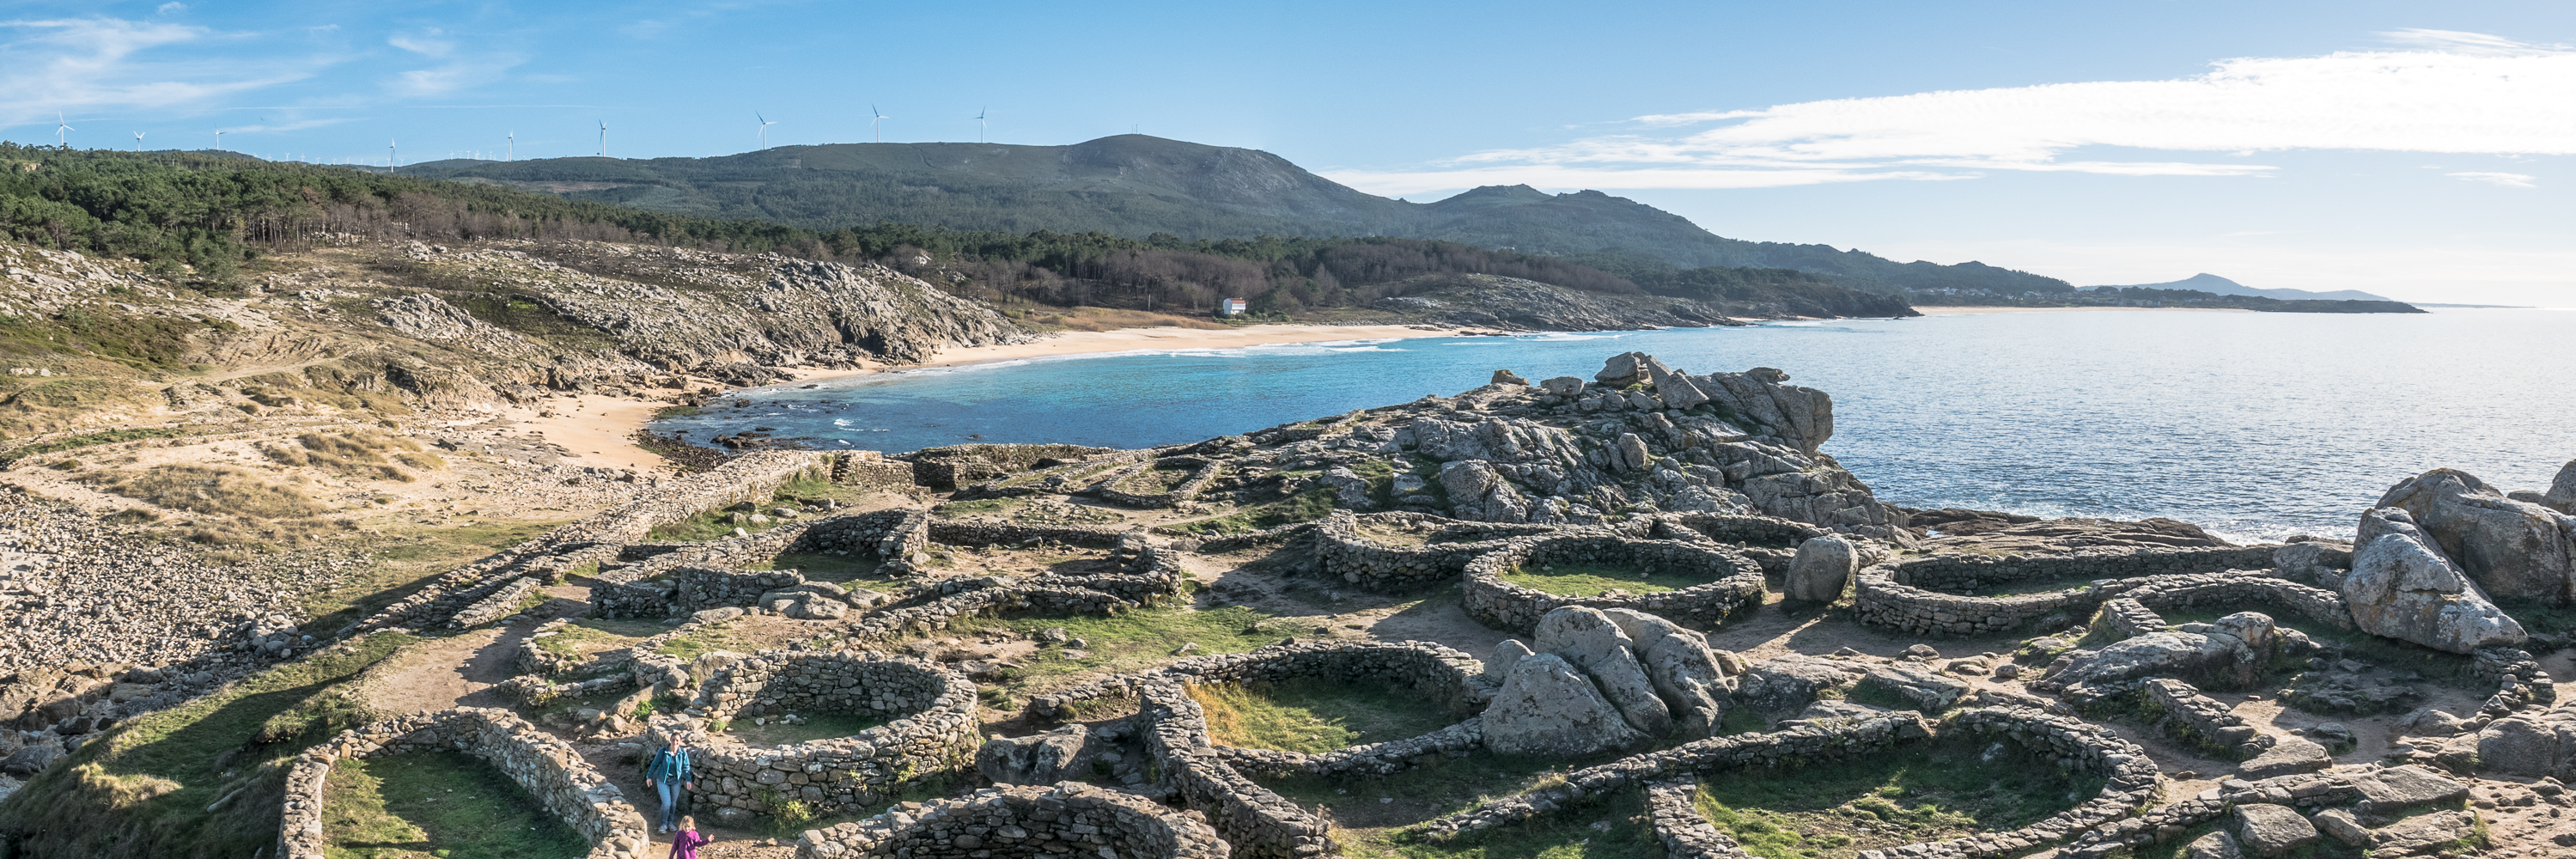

{"left": 1462, "top": 535, "right": 1765, "bottom": 632}
{"left": 278, "top": 707, "right": 649, "bottom": 859}
{"left": 646, "top": 651, "right": 982, "bottom": 820}
{"left": 793, "top": 783, "right": 1230, "bottom": 859}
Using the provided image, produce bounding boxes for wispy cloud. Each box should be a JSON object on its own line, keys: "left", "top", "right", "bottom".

{"left": 2448, "top": 171, "right": 2537, "bottom": 188}
{"left": 0, "top": 17, "right": 326, "bottom": 126}
{"left": 385, "top": 28, "right": 520, "bottom": 97}
{"left": 1328, "top": 31, "right": 2576, "bottom": 196}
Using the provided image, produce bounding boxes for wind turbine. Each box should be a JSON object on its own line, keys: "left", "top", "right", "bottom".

{"left": 132, "top": 131, "right": 144, "bottom": 152}
{"left": 871, "top": 104, "right": 888, "bottom": 143}
{"left": 389, "top": 138, "right": 399, "bottom": 174}
{"left": 507, "top": 130, "right": 515, "bottom": 161}
{"left": 215, "top": 130, "right": 223, "bottom": 151}
{"left": 758, "top": 113, "right": 776, "bottom": 149}
{"left": 976, "top": 107, "right": 988, "bottom": 143}
{"left": 598, "top": 120, "right": 608, "bottom": 156}
{"left": 54, "top": 113, "right": 72, "bottom": 147}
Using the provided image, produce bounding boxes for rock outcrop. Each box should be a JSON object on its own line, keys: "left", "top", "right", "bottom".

{"left": 1482, "top": 653, "right": 1646, "bottom": 756}
{"left": 2377, "top": 468, "right": 2576, "bottom": 604}
{"left": 1532, "top": 607, "right": 1674, "bottom": 735}
{"left": 2033, "top": 612, "right": 2281, "bottom": 697}
{"left": 1483, "top": 606, "right": 1741, "bottom": 745}
{"left": 1599, "top": 607, "right": 1737, "bottom": 736}
{"left": 2342, "top": 508, "right": 2526, "bottom": 654}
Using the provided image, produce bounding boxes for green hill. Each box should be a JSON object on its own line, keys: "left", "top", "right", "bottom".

{"left": 399, "top": 135, "right": 2074, "bottom": 297}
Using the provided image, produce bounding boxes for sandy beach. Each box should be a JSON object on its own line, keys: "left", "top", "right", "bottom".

{"left": 1915, "top": 306, "right": 2251, "bottom": 315}
{"left": 521, "top": 322, "right": 1474, "bottom": 470}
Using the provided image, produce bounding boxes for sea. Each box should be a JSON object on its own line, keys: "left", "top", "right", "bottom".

{"left": 649, "top": 308, "right": 2576, "bottom": 543}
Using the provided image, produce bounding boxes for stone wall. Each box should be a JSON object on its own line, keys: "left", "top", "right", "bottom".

{"left": 2098, "top": 570, "right": 2354, "bottom": 630}
{"left": 278, "top": 707, "right": 649, "bottom": 859}
{"left": 912, "top": 443, "right": 1119, "bottom": 490}
{"left": 1137, "top": 641, "right": 1491, "bottom": 779}
{"left": 1138, "top": 678, "right": 1334, "bottom": 859}
{"left": 2143, "top": 678, "right": 2272, "bottom": 758}
{"left": 450, "top": 576, "right": 542, "bottom": 629}
{"left": 1646, "top": 780, "right": 1754, "bottom": 859}
{"left": 673, "top": 568, "right": 806, "bottom": 612}
{"left": 591, "top": 509, "right": 927, "bottom": 618}
{"left": 1313, "top": 511, "right": 1563, "bottom": 594}
{"left": 645, "top": 651, "right": 982, "bottom": 819}
{"left": 1848, "top": 707, "right": 2164, "bottom": 859}
{"left": 1092, "top": 456, "right": 1227, "bottom": 509}
{"left": 1460, "top": 536, "right": 1766, "bottom": 633}
{"left": 1853, "top": 546, "right": 2281, "bottom": 636}
{"left": 793, "top": 783, "right": 1230, "bottom": 859}
{"left": 344, "top": 450, "right": 836, "bottom": 637}
{"left": 2095, "top": 599, "right": 2167, "bottom": 640}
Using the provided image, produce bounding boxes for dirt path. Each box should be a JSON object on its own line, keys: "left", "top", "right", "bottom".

{"left": 362, "top": 594, "right": 589, "bottom": 714}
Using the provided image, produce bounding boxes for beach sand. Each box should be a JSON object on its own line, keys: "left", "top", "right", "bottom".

{"left": 519, "top": 322, "right": 1473, "bottom": 470}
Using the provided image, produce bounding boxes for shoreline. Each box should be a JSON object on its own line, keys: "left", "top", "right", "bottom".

{"left": 525, "top": 322, "right": 1478, "bottom": 469}
{"left": 1914, "top": 306, "right": 2253, "bottom": 315}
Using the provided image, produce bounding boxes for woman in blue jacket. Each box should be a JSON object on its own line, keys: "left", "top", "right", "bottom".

{"left": 644, "top": 734, "right": 696, "bottom": 834}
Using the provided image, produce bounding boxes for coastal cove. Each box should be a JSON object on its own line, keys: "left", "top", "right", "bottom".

{"left": 655, "top": 308, "right": 2576, "bottom": 542}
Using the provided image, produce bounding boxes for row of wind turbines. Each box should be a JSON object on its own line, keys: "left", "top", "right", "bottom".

{"left": 46, "top": 105, "right": 1000, "bottom": 168}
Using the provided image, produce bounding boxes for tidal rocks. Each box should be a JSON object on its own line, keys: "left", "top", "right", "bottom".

{"left": 2342, "top": 507, "right": 2526, "bottom": 653}
{"left": 1785, "top": 534, "right": 1857, "bottom": 602}
{"left": 2377, "top": 467, "right": 2576, "bottom": 604}
{"left": 1482, "top": 652, "right": 1646, "bottom": 756}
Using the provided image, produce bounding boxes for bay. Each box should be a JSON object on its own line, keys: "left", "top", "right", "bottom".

{"left": 650, "top": 308, "right": 2576, "bottom": 542}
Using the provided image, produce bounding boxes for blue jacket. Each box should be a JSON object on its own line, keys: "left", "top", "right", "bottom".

{"left": 648, "top": 746, "right": 692, "bottom": 783}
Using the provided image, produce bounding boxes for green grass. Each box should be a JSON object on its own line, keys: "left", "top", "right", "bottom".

{"left": 527, "top": 623, "right": 634, "bottom": 662}
{"left": 0, "top": 631, "right": 418, "bottom": 859}
{"left": 321, "top": 752, "right": 589, "bottom": 859}
{"left": 301, "top": 520, "right": 567, "bottom": 635}
{"left": 1497, "top": 564, "right": 1705, "bottom": 597}
{"left": 1256, "top": 749, "right": 1660, "bottom": 859}
{"left": 719, "top": 712, "right": 891, "bottom": 747}
{"left": 1185, "top": 677, "right": 1461, "bottom": 753}
{"left": 1689, "top": 736, "right": 2106, "bottom": 859}
{"left": 948, "top": 605, "right": 1318, "bottom": 698}
{"left": 1171, "top": 487, "right": 1341, "bottom": 535}
{"left": 654, "top": 621, "right": 743, "bottom": 661}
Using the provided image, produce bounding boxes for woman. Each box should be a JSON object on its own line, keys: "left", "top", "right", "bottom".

{"left": 642, "top": 734, "right": 696, "bottom": 835}
{"left": 668, "top": 814, "right": 709, "bottom": 859}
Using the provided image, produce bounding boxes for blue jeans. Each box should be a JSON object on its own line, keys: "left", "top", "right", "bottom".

{"left": 656, "top": 780, "right": 682, "bottom": 828}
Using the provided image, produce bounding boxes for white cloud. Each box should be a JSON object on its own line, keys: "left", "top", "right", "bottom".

{"left": 383, "top": 29, "right": 521, "bottom": 97}
{"left": 1330, "top": 32, "right": 2576, "bottom": 195}
{"left": 0, "top": 18, "right": 323, "bottom": 125}
{"left": 2448, "top": 171, "right": 2537, "bottom": 187}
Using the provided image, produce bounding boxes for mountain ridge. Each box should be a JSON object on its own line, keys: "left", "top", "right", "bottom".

{"left": 401, "top": 135, "right": 2074, "bottom": 297}
{"left": 2082, "top": 272, "right": 2390, "bottom": 302}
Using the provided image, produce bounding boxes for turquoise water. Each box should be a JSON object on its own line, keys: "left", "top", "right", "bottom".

{"left": 652, "top": 308, "right": 2576, "bottom": 541}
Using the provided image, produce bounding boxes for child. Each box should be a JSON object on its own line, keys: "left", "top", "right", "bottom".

{"left": 668, "top": 814, "right": 709, "bottom": 859}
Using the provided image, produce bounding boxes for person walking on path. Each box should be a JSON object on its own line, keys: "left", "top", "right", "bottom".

{"left": 644, "top": 734, "right": 696, "bottom": 835}
{"left": 668, "top": 815, "right": 710, "bottom": 859}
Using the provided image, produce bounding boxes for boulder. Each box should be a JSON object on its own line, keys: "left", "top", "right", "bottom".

{"left": 2350, "top": 765, "right": 2469, "bottom": 811}
{"left": 2311, "top": 809, "right": 2369, "bottom": 846}
{"left": 1785, "top": 535, "right": 1858, "bottom": 602}
{"left": 1533, "top": 606, "right": 1674, "bottom": 735}
{"left": 977, "top": 725, "right": 1090, "bottom": 785}
{"left": 1613, "top": 433, "right": 1652, "bottom": 472}
{"left": 2544, "top": 459, "right": 2576, "bottom": 515}
{"left": 2036, "top": 628, "right": 2258, "bottom": 693}
{"left": 2271, "top": 542, "right": 2353, "bottom": 587}
{"left": 1483, "top": 640, "right": 1535, "bottom": 680}
{"left": 1324, "top": 466, "right": 1377, "bottom": 509}
{"left": 1736, "top": 654, "right": 1863, "bottom": 718}
{"left": 1482, "top": 653, "right": 1646, "bottom": 756}
{"left": 1599, "top": 607, "right": 1732, "bottom": 735}
{"left": 2367, "top": 810, "right": 2477, "bottom": 855}
{"left": 1491, "top": 369, "right": 1530, "bottom": 386}
{"left": 2181, "top": 830, "right": 2243, "bottom": 859}
{"left": 1648, "top": 363, "right": 1714, "bottom": 411}
{"left": 2231, "top": 803, "right": 2318, "bottom": 857}
{"left": 2342, "top": 508, "right": 2526, "bottom": 654}
{"left": 1595, "top": 352, "right": 1658, "bottom": 387}
{"left": 1438, "top": 460, "right": 1531, "bottom": 522}
{"left": 689, "top": 606, "right": 745, "bottom": 624}
{"left": 2378, "top": 468, "right": 2576, "bottom": 604}
{"left": 688, "top": 650, "right": 751, "bottom": 683}
{"left": 0, "top": 741, "right": 61, "bottom": 777}
{"left": 1787, "top": 699, "right": 1889, "bottom": 723}
{"left": 1857, "top": 664, "right": 1970, "bottom": 711}
{"left": 2476, "top": 715, "right": 2567, "bottom": 776}
{"left": 1538, "top": 376, "right": 1585, "bottom": 397}
{"left": 2236, "top": 736, "right": 2330, "bottom": 778}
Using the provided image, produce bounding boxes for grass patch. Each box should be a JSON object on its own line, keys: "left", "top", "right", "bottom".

{"left": 948, "top": 605, "right": 1314, "bottom": 692}
{"left": 528, "top": 623, "right": 632, "bottom": 662}
{"left": 747, "top": 550, "right": 885, "bottom": 584}
{"left": 654, "top": 623, "right": 743, "bottom": 661}
{"left": 85, "top": 463, "right": 328, "bottom": 518}
{"left": 719, "top": 712, "right": 891, "bottom": 747}
{"left": 299, "top": 520, "right": 567, "bottom": 635}
{"left": 1259, "top": 750, "right": 1659, "bottom": 859}
{"left": 1171, "top": 487, "right": 1339, "bottom": 535}
{"left": 1498, "top": 564, "right": 1704, "bottom": 597}
{"left": 320, "top": 751, "right": 588, "bottom": 859}
{"left": 1186, "top": 677, "right": 1460, "bottom": 753}
{"left": 932, "top": 497, "right": 1022, "bottom": 517}
{"left": 0, "top": 425, "right": 191, "bottom": 466}
{"left": 0, "top": 631, "right": 417, "bottom": 859}
{"left": 1690, "top": 736, "right": 2105, "bottom": 859}
{"left": 644, "top": 474, "right": 853, "bottom": 541}
{"left": 255, "top": 429, "right": 441, "bottom": 483}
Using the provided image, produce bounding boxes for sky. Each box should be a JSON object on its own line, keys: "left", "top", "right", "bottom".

{"left": 4, "top": 0, "right": 2572, "bottom": 305}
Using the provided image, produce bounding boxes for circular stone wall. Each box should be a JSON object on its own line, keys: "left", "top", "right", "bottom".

{"left": 1461, "top": 536, "right": 1765, "bottom": 633}
{"left": 1852, "top": 546, "right": 2279, "bottom": 636}
{"left": 646, "top": 650, "right": 980, "bottom": 819}
{"left": 1314, "top": 511, "right": 1564, "bottom": 593}
{"left": 795, "top": 783, "right": 1230, "bottom": 859}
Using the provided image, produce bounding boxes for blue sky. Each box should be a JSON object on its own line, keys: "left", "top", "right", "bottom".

{"left": 4, "top": 1, "right": 2571, "bottom": 304}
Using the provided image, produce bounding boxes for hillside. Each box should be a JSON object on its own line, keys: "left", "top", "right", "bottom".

{"left": 399, "top": 136, "right": 2074, "bottom": 296}
{"left": 2084, "top": 273, "right": 2392, "bottom": 302}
